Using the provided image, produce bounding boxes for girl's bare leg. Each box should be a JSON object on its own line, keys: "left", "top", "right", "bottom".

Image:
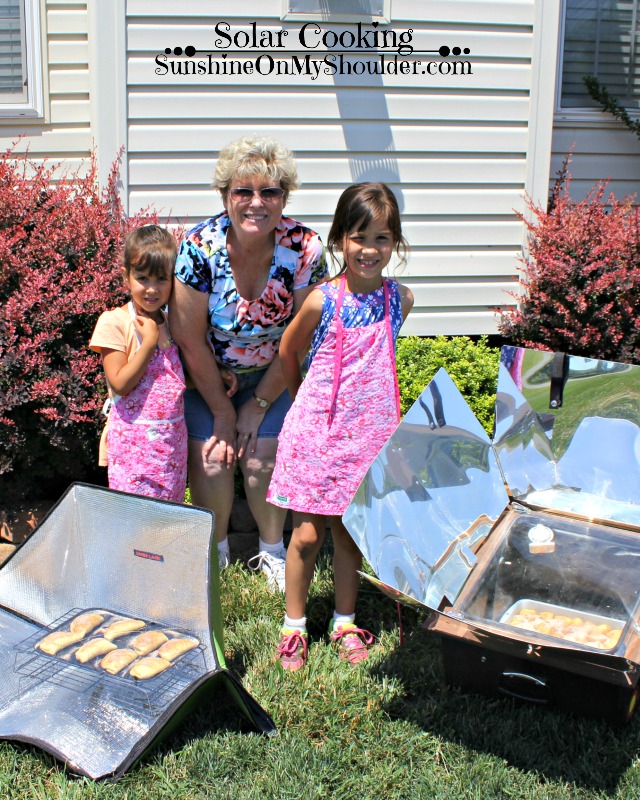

{"left": 285, "top": 513, "right": 326, "bottom": 619}
{"left": 330, "top": 517, "right": 363, "bottom": 616}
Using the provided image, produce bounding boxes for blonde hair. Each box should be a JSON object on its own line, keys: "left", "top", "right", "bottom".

{"left": 213, "top": 135, "right": 299, "bottom": 202}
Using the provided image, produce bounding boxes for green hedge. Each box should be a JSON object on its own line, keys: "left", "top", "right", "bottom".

{"left": 396, "top": 335, "right": 501, "bottom": 435}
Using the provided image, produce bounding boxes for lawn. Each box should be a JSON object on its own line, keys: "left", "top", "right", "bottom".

{"left": 519, "top": 354, "right": 640, "bottom": 460}
{"left": 2, "top": 544, "right": 640, "bottom": 800}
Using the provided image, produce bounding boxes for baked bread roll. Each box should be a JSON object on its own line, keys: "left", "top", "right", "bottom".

{"left": 37, "top": 630, "right": 83, "bottom": 655}
{"left": 157, "top": 637, "right": 198, "bottom": 662}
{"left": 75, "top": 638, "right": 117, "bottom": 663}
{"left": 100, "top": 648, "right": 137, "bottom": 674}
{"left": 129, "top": 657, "right": 172, "bottom": 680}
{"left": 509, "top": 608, "right": 623, "bottom": 649}
{"left": 103, "top": 619, "right": 145, "bottom": 641}
{"left": 70, "top": 612, "right": 104, "bottom": 637}
{"left": 131, "top": 630, "right": 169, "bottom": 656}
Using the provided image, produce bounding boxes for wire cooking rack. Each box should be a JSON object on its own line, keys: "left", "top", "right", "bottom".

{"left": 14, "top": 608, "right": 207, "bottom": 721}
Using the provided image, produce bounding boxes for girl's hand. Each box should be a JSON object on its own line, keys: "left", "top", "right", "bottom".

{"left": 133, "top": 315, "right": 160, "bottom": 349}
{"left": 235, "top": 399, "right": 267, "bottom": 458}
{"left": 101, "top": 315, "right": 159, "bottom": 396}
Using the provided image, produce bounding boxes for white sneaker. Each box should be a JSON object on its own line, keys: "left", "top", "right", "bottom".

{"left": 248, "top": 550, "right": 286, "bottom": 592}
{"left": 218, "top": 550, "right": 230, "bottom": 571}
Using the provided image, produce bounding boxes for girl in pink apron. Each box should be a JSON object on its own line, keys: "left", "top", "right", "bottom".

{"left": 90, "top": 225, "right": 187, "bottom": 502}
{"left": 267, "top": 184, "right": 414, "bottom": 670}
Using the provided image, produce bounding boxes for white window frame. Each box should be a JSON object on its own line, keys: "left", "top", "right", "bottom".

{"left": 281, "top": 0, "right": 391, "bottom": 23}
{"left": 0, "top": 0, "right": 44, "bottom": 119}
{"left": 556, "top": 0, "right": 640, "bottom": 121}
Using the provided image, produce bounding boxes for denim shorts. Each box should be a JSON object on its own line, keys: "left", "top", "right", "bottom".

{"left": 184, "top": 368, "right": 292, "bottom": 442}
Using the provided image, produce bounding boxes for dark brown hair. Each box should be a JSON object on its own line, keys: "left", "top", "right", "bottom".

{"left": 327, "top": 182, "right": 408, "bottom": 275}
{"left": 123, "top": 225, "right": 177, "bottom": 279}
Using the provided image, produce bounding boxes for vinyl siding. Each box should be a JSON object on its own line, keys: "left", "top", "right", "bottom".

{"left": 550, "top": 119, "right": 640, "bottom": 202}
{"left": 2, "top": 1, "right": 550, "bottom": 336}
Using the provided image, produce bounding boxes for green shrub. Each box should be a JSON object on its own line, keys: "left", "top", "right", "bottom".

{"left": 396, "top": 335, "right": 500, "bottom": 435}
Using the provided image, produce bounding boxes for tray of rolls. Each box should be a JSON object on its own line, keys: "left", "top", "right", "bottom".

{"left": 500, "top": 599, "right": 625, "bottom": 651}
{"left": 17, "top": 609, "right": 203, "bottom": 684}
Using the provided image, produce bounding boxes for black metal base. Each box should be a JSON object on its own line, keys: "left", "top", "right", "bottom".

{"left": 439, "top": 636, "right": 639, "bottom": 725}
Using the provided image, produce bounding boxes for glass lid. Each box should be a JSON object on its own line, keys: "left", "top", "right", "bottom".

{"left": 343, "top": 368, "right": 509, "bottom": 610}
{"left": 456, "top": 506, "right": 640, "bottom": 660}
{"left": 495, "top": 347, "right": 640, "bottom": 526}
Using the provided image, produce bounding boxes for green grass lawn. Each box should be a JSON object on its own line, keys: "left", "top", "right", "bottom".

{"left": 519, "top": 354, "right": 640, "bottom": 461}
{"left": 2, "top": 547, "right": 640, "bottom": 799}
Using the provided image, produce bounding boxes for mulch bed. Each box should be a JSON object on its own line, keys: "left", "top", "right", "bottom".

{"left": 0, "top": 500, "right": 55, "bottom": 545}
{"left": 0, "top": 500, "right": 56, "bottom": 565}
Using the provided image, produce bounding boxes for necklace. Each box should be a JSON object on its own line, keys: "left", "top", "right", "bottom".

{"left": 156, "top": 317, "right": 173, "bottom": 350}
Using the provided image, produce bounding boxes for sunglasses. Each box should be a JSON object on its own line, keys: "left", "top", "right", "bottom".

{"left": 229, "top": 187, "right": 284, "bottom": 202}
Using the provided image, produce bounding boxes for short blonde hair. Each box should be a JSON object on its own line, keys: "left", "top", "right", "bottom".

{"left": 213, "top": 135, "right": 299, "bottom": 202}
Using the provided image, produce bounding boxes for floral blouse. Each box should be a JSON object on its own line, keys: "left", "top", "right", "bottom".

{"left": 175, "top": 212, "right": 327, "bottom": 371}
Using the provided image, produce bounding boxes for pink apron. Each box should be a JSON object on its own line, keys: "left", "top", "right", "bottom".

{"left": 268, "top": 276, "right": 401, "bottom": 515}
{"left": 108, "top": 304, "right": 188, "bottom": 502}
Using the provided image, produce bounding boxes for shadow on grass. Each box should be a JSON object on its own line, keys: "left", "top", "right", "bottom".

{"left": 372, "top": 619, "right": 640, "bottom": 794}
{"left": 217, "top": 533, "right": 640, "bottom": 795}
{"left": 154, "top": 681, "right": 258, "bottom": 751}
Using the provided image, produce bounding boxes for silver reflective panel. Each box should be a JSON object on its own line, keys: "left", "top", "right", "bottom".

{"left": 495, "top": 348, "right": 640, "bottom": 523}
{"left": 0, "top": 484, "right": 218, "bottom": 780}
{"left": 0, "top": 484, "right": 217, "bottom": 649}
{"left": 343, "top": 369, "right": 509, "bottom": 610}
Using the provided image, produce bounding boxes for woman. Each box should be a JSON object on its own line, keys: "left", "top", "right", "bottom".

{"left": 170, "top": 136, "right": 326, "bottom": 590}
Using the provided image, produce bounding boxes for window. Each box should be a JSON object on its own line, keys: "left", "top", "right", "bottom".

{"left": 281, "top": 0, "right": 391, "bottom": 23}
{"left": 0, "top": 0, "right": 43, "bottom": 118}
{"left": 559, "top": 0, "right": 640, "bottom": 110}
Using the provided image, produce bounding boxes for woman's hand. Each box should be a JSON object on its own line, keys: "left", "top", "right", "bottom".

{"left": 235, "top": 399, "right": 267, "bottom": 458}
{"left": 219, "top": 366, "right": 238, "bottom": 397}
{"left": 170, "top": 280, "right": 240, "bottom": 467}
{"left": 203, "top": 410, "right": 238, "bottom": 467}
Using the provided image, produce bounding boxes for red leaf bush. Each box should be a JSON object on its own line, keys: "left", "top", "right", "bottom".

{"left": 0, "top": 146, "right": 160, "bottom": 503}
{"left": 499, "top": 175, "right": 640, "bottom": 365}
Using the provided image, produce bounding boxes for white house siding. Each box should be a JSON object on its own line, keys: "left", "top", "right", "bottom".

{"left": 0, "top": 1, "right": 91, "bottom": 174}
{"left": 125, "top": 0, "right": 540, "bottom": 335}
{"left": 551, "top": 119, "right": 640, "bottom": 203}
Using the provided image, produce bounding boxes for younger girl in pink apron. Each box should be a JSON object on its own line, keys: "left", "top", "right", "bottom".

{"left": 267, "top": 183, "right": 414, "bottom": 670}
{"left": 90, "top": 225, "right": 187, "bottom": 502}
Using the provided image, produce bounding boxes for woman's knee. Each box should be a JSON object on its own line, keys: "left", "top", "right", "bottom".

{"left": 240, "top": 439, "right": 278, "bottom": 487}
{"left": 188, "top": 440, "right": 229, "bottom": 481}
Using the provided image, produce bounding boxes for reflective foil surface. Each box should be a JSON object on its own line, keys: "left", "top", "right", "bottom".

{"left": 343, "top": 368, "right": 509, "bottom": 609}
{"left": 0, "top": 484, "right": 218, "bottom": 779}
